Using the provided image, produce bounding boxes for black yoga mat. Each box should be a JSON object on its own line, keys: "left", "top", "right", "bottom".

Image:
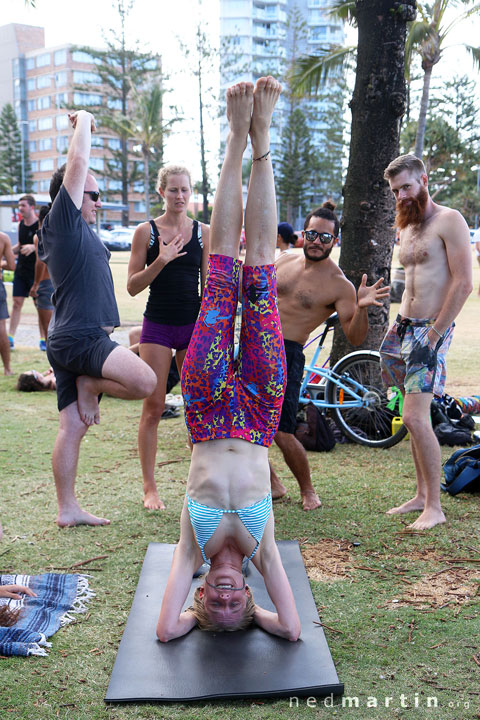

{"left": 105, "top": 541, "right": 343, "bottom": 703}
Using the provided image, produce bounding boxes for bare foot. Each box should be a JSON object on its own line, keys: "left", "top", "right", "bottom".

{"left": 226, "top": 81, "right": 254, "bottom": 148}
{"left": 76, "top": 376, "right": 100, "bottom": 426}
{"left": 386, "top": 496, "right": 425, "bottom": 515}
{"left": 57, "top": 507, "right": 110, "bottom": 527}
{"left": 144, "top": 490, "right": 166, "bottom": 510}
{"left": 4, "top": 368, "right": 13, "bottom": 376}
{"left": 249, "top": 76, "right": 282, "bottom": 155}
{"left": 271, "top": 479, "right": 287, "bottom": 500}
{"left": 408, "top": 508, "right": 446, "bottom": 530}
{"left": 302, "top": 490, "right": 322, "bottom": 511}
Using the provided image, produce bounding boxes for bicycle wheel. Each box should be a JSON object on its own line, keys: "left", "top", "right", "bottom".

{"left": 325, "top": 351, "right": 408, "bottom": 448}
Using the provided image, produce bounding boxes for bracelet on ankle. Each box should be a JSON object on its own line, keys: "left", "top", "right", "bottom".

{"left": 253, "top": 150, "right": 270, "bottom": 162}
{"left": 431, "top": 326, "right": 444, "bottom": 339}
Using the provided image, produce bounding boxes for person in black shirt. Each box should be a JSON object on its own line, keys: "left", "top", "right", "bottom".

{"left": 39, "top": 109, "right": 156, "bottom": 528}
{"left": 8, "top": 195, "right": 38, "bottom": 349}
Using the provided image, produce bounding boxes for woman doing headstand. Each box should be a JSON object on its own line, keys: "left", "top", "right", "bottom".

{"left": 156, "top": 77, "right": 300, "bottom": 642}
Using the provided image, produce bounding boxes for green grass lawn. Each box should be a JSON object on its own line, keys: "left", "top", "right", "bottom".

{"left": 1, "top": 251, "right": 479, "bottom": 719}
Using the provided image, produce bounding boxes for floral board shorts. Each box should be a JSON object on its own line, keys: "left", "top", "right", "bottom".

{"left": 181, "top": 253, "right": 286, "bottom": 447}
{"left": 379, "top": 314, "right": 454, "bottom": 397}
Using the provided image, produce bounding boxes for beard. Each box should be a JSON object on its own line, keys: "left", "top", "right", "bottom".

{"left": 303, "top": 244, "right": 333, "bottom": 262}
{"left": 395, "top": 185, "right": 428, "bottom": 230}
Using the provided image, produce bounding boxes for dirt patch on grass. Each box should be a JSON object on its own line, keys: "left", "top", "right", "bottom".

{"left": 389, "top": 549, "right": 480, "bottom": 609}
{"left": 301, "top": 539, "right": 353, "bottom": 582}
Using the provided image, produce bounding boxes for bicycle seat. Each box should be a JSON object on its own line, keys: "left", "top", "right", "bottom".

{"left": 325, "top": 312, "right": 339, "bottom": 328}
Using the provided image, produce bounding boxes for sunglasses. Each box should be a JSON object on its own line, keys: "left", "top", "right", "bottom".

{"left": 84, "top": 190, "right": 101, "bottom": 202}
{"left": 304, "top": 230, "right": 335, "bottom": 244}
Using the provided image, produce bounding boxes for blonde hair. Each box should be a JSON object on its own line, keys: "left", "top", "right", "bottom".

{"left": 191, "top": 584, "right": 255, "bottom": 632}
{"left": 157, "top": 165, "right": 192, "bottom": 193}
{"left": 384, "top": 154, "right": 426, "bottom": 181}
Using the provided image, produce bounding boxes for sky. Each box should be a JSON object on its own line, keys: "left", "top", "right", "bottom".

{"left": 2, "top": 0, "right": 480, "bottom": 184}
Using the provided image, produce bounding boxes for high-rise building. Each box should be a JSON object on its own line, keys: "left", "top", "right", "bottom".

{"left": 219, "top": 0, "right": 345, "bottom": 221}
{"left": 0, "top": 23, "right": 149, "bottom": 223}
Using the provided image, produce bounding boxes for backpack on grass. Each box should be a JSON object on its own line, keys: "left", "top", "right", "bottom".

{"left": 295, "top": 403, "right": 335, "bottom": 452}
{"left": 441, "top": 444, "right": 480, "bottom": 496}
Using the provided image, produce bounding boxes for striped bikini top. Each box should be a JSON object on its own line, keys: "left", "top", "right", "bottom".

{"left": 185, "top": 492, "right": 272, "bottom": 564}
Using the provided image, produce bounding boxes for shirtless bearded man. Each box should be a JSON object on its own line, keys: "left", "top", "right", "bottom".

{"left": 271, "top": 202, "right": 389, "bottom": 510}
{"left": 380, "top": 154, "right": 472, "bottom": 530}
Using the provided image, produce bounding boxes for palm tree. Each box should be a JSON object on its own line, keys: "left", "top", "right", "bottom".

{"left": 407, "top": 1, "right": 480, "bottom": 157}
{"left": 291, "top": 1, "right": 480, "bottom": 158}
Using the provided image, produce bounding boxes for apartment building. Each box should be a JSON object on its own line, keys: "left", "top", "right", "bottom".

{"left": 219, "top": 0, "right": 345, "bottom": 219}
{"left": 0, "top": 23, "right": 151, "bottom": 224}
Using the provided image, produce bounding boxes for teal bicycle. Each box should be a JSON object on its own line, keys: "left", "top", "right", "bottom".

{"left": 299, "top": 314, "right": 407, "bottom": 448}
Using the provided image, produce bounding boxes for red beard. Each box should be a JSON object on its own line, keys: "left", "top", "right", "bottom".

{"left": 395, "top": 185, "right": 428, "bottom": 230}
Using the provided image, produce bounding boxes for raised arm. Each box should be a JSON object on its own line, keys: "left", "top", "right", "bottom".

{"left": 335, "top": 274, "right": 389, "bottom": 346}
{"left": 156, "top": 502, "right": 203, "bottom": 642}
{"left": 252, "top": 515, "right": 301, "bottom": 641}
{"left": 29, "top": 233, "right": 49, "bottom": 298}
{"left": 63, "top": 110, "right": 96, "bottom": 209}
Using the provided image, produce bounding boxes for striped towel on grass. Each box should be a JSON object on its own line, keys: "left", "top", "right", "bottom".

{"left": 0, "top": 573, "right": 94, "bottom": 657}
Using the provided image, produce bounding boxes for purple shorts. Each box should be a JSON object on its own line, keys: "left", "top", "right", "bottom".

{"left": 181, "top": 254, "right": 286, "bottom": 448}
{"left": 140, "top": 318, "right": 196, "bottom": 351}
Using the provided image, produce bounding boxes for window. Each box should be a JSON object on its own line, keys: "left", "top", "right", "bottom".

{"left": 36, "top": 53, "right": 51, "bottom": 68}
{"left": 38, "top": 117, "right": 53, "bottom": 131}
{"left": 107, "top": 97, "right": 123, "bottom": 111}
{"left": 89, "top": 157, "right": 104, "bottom": 171}
{"left": 28, "top": 99, "right": 36, "bottom": 112}
{"left": 91, "top": 136, "right": 104, "bottom": 148}
{"left": 37, "top": 95, "right": 51, "bottom": 110}
{"left": 30, "top": 161, "right": 38, "bottom": 172}
{"left": 133, "top": 181, "right": 144, "bottom": 193}
{"left": 37, "top": 75, "right": 51, "bottom": 89}
{"left": 96, "top": 178, "right": 106, "bottom": 191}
{"left": 40, "top": 180, "right": 50, "bottom": 192}
{"left": 56, "top": 136, "right": 69, "bottom": 152}
{"left": 72, "top": 50, "right": 95, "bottom": 63}
{"left": 39, "top": 158, "right": 54, "bottom": 172}
{"left": 108, "top": 137, "right": 121, "bottom": 150}
{"left": 29, "top": 141, "right": 37, "bottom": 153}
{"left": 73, "top": 70, "right": 101, "bottom": 85}
{"left": 134, "top": 201, "right": 146, "bottom": 213}
{"left": 55, "top": 71, "right": 68, "bottom": 87}
{"left": 109, "top": 180, "right": 122, "bottom": 191}
{"left": 27, "top": 78, "right": 35, "bottom": 91}
{"left": 26, "top": 58, "right": 35, "bottom": 70}
{"left": 73, "top": 92, "right": 102, "bottom": 106}
{"left": 31, "top": 181, "right": 38, "bottom": 193}
{"left": 54, "top": 49, "right": 67, "bottom": 66}
{"left": 38, "top": 138, "right": 52, "bottom": 152}
{"left": 29, "top": 119, "right": 36, "bottom": 132}
{"left": 55, "top": 92, "right": 68, "bottom": 108}
{"left": 56, "top": 115, "right": 69, "bottom": 130}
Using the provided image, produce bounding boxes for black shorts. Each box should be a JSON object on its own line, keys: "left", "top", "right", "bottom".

{"left": 47, "top": 329, "right": 119, "bottom": 412}
{"left": 0, "top": 281, "right": 8, "bottom": 320}
{"left": 13, "top": 271, "right": 34, "bottom": 298}
{"left": 277, "top": 339, "right": 305, "bottom": 434}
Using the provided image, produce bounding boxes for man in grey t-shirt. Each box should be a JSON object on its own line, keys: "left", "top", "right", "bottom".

{"left": 39, "top": 109, "right": 156, "bottom": 528}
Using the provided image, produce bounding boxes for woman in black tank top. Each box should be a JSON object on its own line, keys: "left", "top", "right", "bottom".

{"left": 127, "top": 166, "right": 209, "bottom": 510}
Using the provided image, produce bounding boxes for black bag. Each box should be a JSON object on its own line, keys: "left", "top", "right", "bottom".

{"left": 295, "top": 403, "right": 335, "bottom": 452}
{"left": 441, "top": 444, "right": 480, "bottom": 495}
{"left": 434, "top": 422, "right": 473, "bottom": 447}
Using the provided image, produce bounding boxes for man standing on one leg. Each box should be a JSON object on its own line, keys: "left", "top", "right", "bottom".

{"left": 271, "top": 202, "right": 389, "bottom": 510}
{"left": 38, "top": 109, "right": 156, "bottom": 527}
{"left": 9, "top": 195, "right": 39, "bottom": 349}
{"left": 0, "top": 232, "right": 16, "bottom": 374}
{"left": 380, "top": 154, "right": 472, "bottom": 530}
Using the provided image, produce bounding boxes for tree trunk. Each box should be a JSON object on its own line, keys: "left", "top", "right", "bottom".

{"left": 414, "top": 63, "right": 433, "bottom": 160}
{"left": 198, "top": 57, "right": 209, "bottom": 223}
{"left": 144, "top": 148, "right": 150, "bottom": 220}
{"left": 331, "top": 0, "right": 415, "bottom": 365}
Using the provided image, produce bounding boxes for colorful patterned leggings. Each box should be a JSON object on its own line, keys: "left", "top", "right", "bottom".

{"left": 181, "top": 254, "right": 286, "bottom": 447}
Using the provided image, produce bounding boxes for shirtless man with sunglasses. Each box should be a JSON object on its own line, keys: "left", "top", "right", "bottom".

{"left": 270, "top": 201, "right": 389, "bottom": 509}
